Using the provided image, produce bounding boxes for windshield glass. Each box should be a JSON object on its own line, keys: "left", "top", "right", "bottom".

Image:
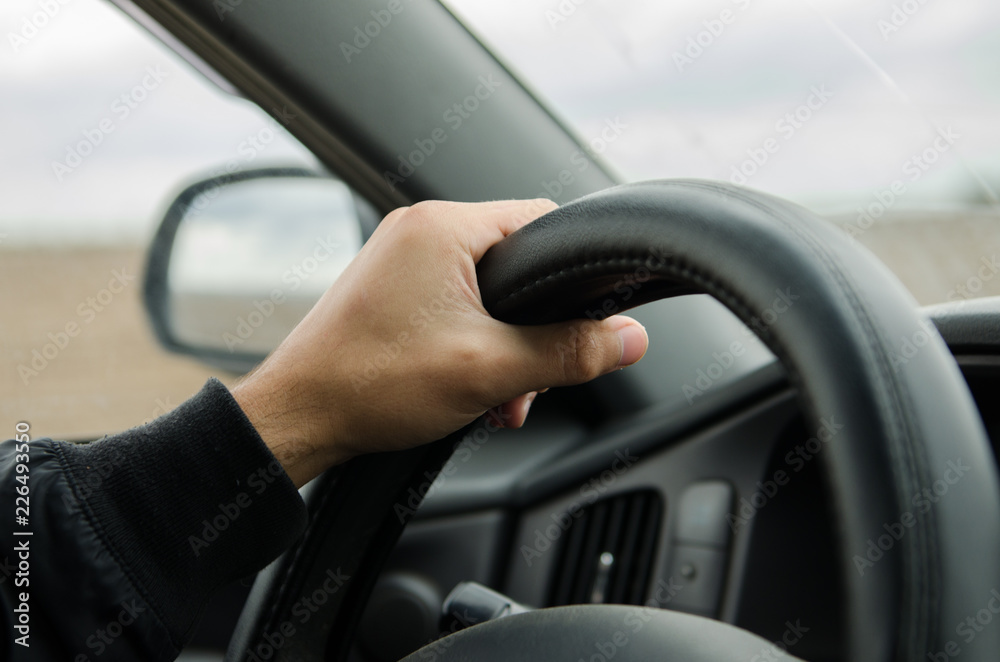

{"left": 442, "top": 0, "right": 1000, "bottom": 305}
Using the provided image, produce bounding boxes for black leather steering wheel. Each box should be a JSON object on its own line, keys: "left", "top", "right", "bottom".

{"left": 226, "top": 180, "right": 1000, "bottom": 662}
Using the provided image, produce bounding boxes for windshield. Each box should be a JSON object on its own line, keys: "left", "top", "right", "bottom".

{"left": 443, "top": 0, "right": 1000, "bottom": 305}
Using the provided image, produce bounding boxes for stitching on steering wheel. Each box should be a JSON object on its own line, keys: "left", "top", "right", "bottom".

{"left": 702, "top": 182, "right": 941, "bottom": 654}
{"left": 487, "top": 183, "right": 941, "bottom": 655}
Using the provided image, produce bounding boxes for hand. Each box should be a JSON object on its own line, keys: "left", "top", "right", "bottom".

{"left": 232, "top": 199, "right": 649, "bottom": 486}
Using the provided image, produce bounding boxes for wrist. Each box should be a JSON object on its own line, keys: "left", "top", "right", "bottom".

{"left": 231, "top": 366, "right": 353, "bottom": 487}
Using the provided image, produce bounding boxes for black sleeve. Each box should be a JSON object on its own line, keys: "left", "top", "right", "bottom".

{"left": 0, "top": 378, "right": 308, "bottom": 662}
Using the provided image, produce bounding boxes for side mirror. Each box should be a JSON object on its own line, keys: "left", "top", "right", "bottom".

{"left": 144, "top": 168, "right": 375, "bottom": 373}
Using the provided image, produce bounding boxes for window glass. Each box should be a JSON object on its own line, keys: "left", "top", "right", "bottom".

{"left": 443, "top": 0, "right": 1000, "bottom": 305}
{"left": 1, "top": 0, "right": 322, "bottom": 439}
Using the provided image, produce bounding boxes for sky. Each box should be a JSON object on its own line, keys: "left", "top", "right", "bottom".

{"left": 0, "top": 0, "right": 318, "bottom": 246}
{"left": 1, "top": 0, "right": 998, "bottom": 247}
{"left": 445, "top": 0, "right": 1000, "bottom": 212}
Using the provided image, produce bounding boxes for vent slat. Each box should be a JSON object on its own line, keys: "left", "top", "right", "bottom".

{"left": 570, "top": 500, "right": 609, "bottom": 604}
{"left": 591, "top": 497, "right": 627, "bottom": 603}
{"left": 546, "top": 490, "right": 662, "bottom": 608}
{"left": 549, "top": 507, "right": 591, "bottom": 606}
{"left": 607, "top": 493, "right": 646, "bottom": 604}
{"left": 627, "top": 494, "right": 662, "bottom": 605}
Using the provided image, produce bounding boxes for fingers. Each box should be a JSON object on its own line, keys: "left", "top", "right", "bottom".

{"left": 480, "top": 316, "right": 647, "bottom": 428}
{"left": 487, "top": 391, "right": 537, "bottom": 429}
{"left": 497, "top": 315, "right": 649, "bottom": 396}
{"left": 464, "top": 198, "right": 559, "bottom": 262}
{"left": 614, "top": 317, "right": 649, "bottom": 368}
{"left": 378, "top": 199, "right": 557, "bottom": 263}
{"left": 369, "top": 199, "right": 643, "bottom": 436}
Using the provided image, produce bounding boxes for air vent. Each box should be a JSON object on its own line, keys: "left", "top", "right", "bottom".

{"left": 547, "top": 490, "right": 663, "bottom": 607}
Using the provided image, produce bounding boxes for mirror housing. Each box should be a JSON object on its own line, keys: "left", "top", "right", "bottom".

{"left": 144, "top": 168, "right": 375, "bottom": 373}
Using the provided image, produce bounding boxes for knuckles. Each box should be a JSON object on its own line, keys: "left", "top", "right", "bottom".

{"left": 557, "top": 322, "right": 611, "bottom": 384}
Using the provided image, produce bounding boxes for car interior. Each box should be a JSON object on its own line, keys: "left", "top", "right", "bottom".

{"left": 6, "top": 0, "right": 1000, "bottom": 661}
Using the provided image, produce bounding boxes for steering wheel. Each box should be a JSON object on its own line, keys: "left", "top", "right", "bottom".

{"left": 226, "top": 181, "right": 1000, "bottom": 661}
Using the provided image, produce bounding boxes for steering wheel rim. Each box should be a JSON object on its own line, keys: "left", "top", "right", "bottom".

{"left": 226, "top": 180, "right": 1000, "bottom": 662}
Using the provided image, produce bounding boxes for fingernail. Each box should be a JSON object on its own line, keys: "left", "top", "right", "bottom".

{"left": 617, "top": 323, "right": 648, "bottom": 368}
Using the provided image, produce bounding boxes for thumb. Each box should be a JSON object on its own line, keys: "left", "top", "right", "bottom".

{"left": 508, "top": 315, "right": 649, "bottom": 391}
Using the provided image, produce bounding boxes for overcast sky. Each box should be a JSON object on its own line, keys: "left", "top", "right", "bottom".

{"left": 1, "top": 0, "right": 998, "bottom": 246}
{"left": 0, "top": 0, "right": 318, "bottom": 246}
{"left": 447, "top": 0, "right": 1000, "bottom": 210}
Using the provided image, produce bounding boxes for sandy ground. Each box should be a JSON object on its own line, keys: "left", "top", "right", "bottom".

{"left": 2, "top": 210, "right": 999, "bottom": 441}
{"left": 0, "top": 246, "right": 228, "bottom": 440}
{"left": 828, "top": 208, "right": 1000, "bottom": 305}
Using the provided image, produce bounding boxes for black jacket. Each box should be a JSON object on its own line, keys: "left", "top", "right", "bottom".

{"left": 0, "top": 379, "right": 307, "bottom": 661}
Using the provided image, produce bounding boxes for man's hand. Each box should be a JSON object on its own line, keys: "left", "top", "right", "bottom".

{"left": 232, "top": 199, "right": 648, "bottom": 486}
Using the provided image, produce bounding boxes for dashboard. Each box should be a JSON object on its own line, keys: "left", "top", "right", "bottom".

{"left": 349, "top": 295, "right": 1000, "bottom": 662}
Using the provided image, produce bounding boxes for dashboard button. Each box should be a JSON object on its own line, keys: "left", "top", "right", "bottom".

{"left": 666, "top": 545, "right": 727, "bottom": 615}
{"left": 675, "top": 481, "right": 734, "bottom": 547}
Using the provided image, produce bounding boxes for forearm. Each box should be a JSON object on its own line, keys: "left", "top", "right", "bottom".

{"left": 0, "top": 378, "right": 306, "bottom": 661}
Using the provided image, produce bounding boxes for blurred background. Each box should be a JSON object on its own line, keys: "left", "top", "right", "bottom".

{"left": 1, "top": 0, "right": 999, "bottom": 438}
